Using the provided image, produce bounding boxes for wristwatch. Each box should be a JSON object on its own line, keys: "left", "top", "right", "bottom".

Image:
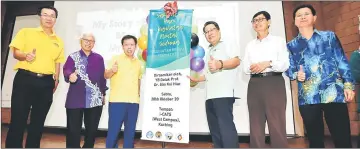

{"left": 219, "top": 60, "right": 224, "bottom": 70}
{"left": 269, "top": 60, "right": 273, "bottom": 68}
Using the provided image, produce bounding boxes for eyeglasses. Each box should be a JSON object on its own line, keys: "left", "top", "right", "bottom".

{"left": 82, "top": 38, "right": 95, "bottom": 44}
{"left": 295, "top": 13, "right": 311, "bottom": 18}
{"left": 251, "top": 18, "right": 267, "bottom": 24}
{"left": 204, "top": 28, "right": 217, "bottom": 35}
{"left": 40, "top": 14, "right": 56, "bottom": 19}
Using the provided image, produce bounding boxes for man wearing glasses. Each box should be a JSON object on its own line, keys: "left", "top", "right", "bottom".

{"left": 286, "top": 4, "right": 355, "bottom": 148}
{"left": 63, "top": 33, "right": 107, "bottom": 148}
{"left": 5, "top": 6, "right": 65, "bottom": 148}
{"left": 188, "top": 21, "right": 241, "bottom": 148}
{"left": 242, "top": 11, "right": 289, "bottom": 148}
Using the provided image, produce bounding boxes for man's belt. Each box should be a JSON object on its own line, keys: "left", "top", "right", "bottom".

{"left": 251, "top": 72, "right": 283, "bottom": 78}
{"left": 18, "top": 69, "right": 52, "bottom": 78}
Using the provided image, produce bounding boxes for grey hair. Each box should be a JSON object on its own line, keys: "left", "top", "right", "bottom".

{"left": 81, "top": 32, "right": 96, "bottom": 41}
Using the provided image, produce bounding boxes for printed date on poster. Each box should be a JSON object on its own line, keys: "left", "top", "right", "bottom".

{"left": 151, "top": 92, "right": 179, "bottom": 102}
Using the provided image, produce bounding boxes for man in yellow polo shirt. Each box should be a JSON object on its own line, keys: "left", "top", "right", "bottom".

{"left": 104, "top": 35, "right": 142, "bottom": 148}
{"left": 5, "top": 6, "right": 65, "bottom": 148}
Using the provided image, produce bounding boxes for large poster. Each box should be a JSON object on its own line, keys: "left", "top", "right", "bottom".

{"left": 140, "top": 9, "right": 193, "bottom": 143}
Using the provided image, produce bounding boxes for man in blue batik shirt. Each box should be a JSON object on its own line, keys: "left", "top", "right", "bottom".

{"left": 286, "top": 4, "right": 355, "bottom": 148}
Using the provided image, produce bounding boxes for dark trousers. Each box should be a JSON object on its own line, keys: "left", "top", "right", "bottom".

{"left": 106, "top": 103, "right": 139, "bottom": 148}
{"left": 205, "top": 97, "right": 239, "bottom": 148}
{"left": 247, "top": 75, "right": 288, "bottom": 148}
{"left": 299, "top": 103, "right": 352, "bottom": 148}
{"left": 66, "top": 106, "right": 103, "bottom": 148}
{"left": 358, "top": 134, "right": 360, "bottom": 148}
{"left": 5, "top": 70, "right": 54, "bottom": 148}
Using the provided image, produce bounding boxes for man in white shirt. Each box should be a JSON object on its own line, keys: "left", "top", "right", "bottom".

{"left": 242, "top": 11, "right": 289, "bottom": 148}
{"left": 188, "top": 21, "right": 241, "bottom": 148}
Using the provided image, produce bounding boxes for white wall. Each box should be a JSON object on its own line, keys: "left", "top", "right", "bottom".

{"left": 2, "top": 1, "right": 296, "bottom": 135}
{"left": 2, "top": 15, "right": 40, "bottom": 107}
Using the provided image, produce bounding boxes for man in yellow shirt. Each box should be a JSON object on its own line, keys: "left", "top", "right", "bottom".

{"left": 104, "top": 35, "right": 142, "bottom": 148}
{"left": 5, "top": 6, "right": 65, "bottom": 148}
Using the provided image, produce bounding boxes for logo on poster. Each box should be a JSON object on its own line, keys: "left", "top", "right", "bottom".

{"left": 165, "top": 132, "right": 173, "bottom": 140}
{"left": 155, "top": 131, "right": 162, "bottom": 139}
{"left": 146, "top": 131, "right": 153, "bottom": 139}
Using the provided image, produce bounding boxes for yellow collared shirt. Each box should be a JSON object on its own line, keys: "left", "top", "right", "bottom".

{"left": 9, "top": 26, "right": 65, "bottom": 74}
{"left": 107, "top": 54, "right": 142, "bottom": 103}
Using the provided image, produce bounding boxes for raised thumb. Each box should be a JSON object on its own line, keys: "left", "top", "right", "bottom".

{"left": 210, "top": 56, "right": 215, "bottom": 60}
{"left": 299, "top": 65, "right": 304, "bottom": 72}
{"left": 32, "top": 48, "right": 36, "bottom": 54}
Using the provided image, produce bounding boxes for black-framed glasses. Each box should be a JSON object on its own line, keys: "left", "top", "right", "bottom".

{"left": 251, "top": 18, "right": 267, "bottom": 24}
{"left": 204, "top": 28, "right": 217, "bottom": 35}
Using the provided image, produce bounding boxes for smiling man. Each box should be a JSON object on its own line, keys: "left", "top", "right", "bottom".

{"left": 286, "top": 4, "right": 355, "bottom": 148}
{"left": 5, "top": 6, "right": 65, "bottom": 148}
{"left": 242, "top": 11, "right": 289, "bottom": 148}
{"left": 188, "top": 21, "right": 241, "bottom": 148}
{"left": 63, "top": 33, "right": 107, "bottom": 148}
{"left": 104, "top": 35, "right": 142, "bottom": 148}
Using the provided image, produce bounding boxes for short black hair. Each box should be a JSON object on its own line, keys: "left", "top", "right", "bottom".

{"left": 293, "top": 4, "right": 316, "bottom": 19}
{"left": 252, "top": 11, "right": 271, "bottom": 21}
{"left": 121, "top": 35, "right": 137, "bottom": 45}
{"left": 37, "top": 6, "right": 58, "bottom": 18}
{"left": 203, "top": 21, "right": 220, "bottom": 33}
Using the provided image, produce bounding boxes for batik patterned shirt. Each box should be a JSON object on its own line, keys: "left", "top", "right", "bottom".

{"left": 286, "top": 29, "right": 355, "bottom": 105}
{"left": 63, "top": 50, "right": 108, "bottom": 109}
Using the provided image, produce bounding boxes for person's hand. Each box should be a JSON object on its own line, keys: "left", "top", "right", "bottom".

{"left": 69, "top": 71, "right": 78, "bottom": 83}
{"left": 187, "top": 75, "right": 200, "bottom": 83}
{"left": 208, "top": 56, "right": 221, "bottom": 73}
{"left": 53, "top": 80, "right": 59, "bottom": 93}
{"left": 344, "top": 89, "right": 355, "bottom": 102}
{"left": 111, "top": 61, "right": 118, "bottom": 73}
{"left": 26, "top": 49, "right": 36, "bottom": 62}
{"left": 297, "top": 65, "right": 305, "bottom": 82}
{"left": 250, "top": 61, "right": 270, "bottom": 73}
{"left": 102, "top": 95, "right": 105, "bottom": 105}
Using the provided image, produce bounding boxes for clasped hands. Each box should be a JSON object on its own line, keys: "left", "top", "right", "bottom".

{"left": 250, "top": 61, "right": 271, "bottom": 74}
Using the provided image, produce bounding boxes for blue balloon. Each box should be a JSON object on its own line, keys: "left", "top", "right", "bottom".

{"left": 193, "top": 46, "right": 205, "bottom": 58}
{"left": 190, "top": 57, "right": 205, "bottom": 72}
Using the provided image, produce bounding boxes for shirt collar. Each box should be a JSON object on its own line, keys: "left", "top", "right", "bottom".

{"left": 256, "top": 34, "right": 271, "bottom": 42}
{"left": 120, "top": 53, "right": 136, "bottom": 61}
{"left": 79, "top": 49, "right": 93, "bottom": 57}
{"left": 36, "top": 26, "right": 56, "bottom": 37}
{"left": 208, "top": 40, "right": 223, "bottom": 48}
{"left": 296, "top": 28, "right": 320, "bottom": 40}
